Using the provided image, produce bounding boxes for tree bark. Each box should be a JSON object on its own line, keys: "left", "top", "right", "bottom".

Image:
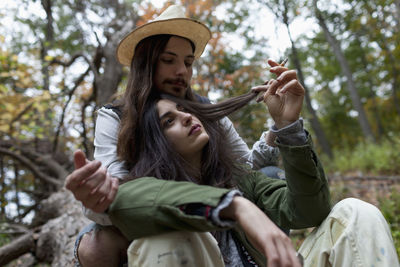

{"left": 283, "top": 14, "right": 333, "bottom": 158}
{"left": 0, "top": 189, "right": 91, "bottom": 266}
{"left": 313, "top": 0, "right": 376, "bottom": 142}
{"left": 0, "top": 231, "right": 36, "bottom": 266}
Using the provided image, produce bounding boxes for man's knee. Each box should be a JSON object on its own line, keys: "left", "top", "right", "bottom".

{"left": 77, "top": 227, "right": 129, "bottom": 267}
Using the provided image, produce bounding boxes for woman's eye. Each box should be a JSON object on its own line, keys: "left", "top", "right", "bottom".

{"left": 185, "top": 61, "right": 193, "bottom": 67}
{"left": 163, "top": 118, "right": 174, "bottom": 127}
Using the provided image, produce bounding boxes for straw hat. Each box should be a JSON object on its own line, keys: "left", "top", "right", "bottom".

{"left": 117, "top": 5, "right": 212, "bottom": 66}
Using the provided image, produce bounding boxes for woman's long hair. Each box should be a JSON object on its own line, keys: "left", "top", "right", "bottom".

{"left": 117, "top": 34, "right": 196, "bottom": 167}
{"left": 122, "top": 91, "right": 259, "bottom": 189}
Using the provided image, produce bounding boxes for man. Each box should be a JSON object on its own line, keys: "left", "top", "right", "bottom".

{"left": 66, "top": 5, "right": 281, "bottom": 266}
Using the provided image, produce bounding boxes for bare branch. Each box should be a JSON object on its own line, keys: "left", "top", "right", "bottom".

{"left": 50, "top": 53, "right": 100, "bottom": 79}
{"left": 0, "top": 148, "right": 62, "bottom": 188}
{"left": 52, "top": 67, "right": 91, "bottom": 153}
{"left": 0, "top": 231, "right": 36, "bottom": 266}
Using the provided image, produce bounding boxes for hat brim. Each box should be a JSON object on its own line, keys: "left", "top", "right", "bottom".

{"left": 117, "top": 18, "right": 211, "bottom": 66}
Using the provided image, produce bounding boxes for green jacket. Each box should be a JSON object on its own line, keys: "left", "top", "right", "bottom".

{"left": 108, "top": 136, "right": 331, "bottom": 266}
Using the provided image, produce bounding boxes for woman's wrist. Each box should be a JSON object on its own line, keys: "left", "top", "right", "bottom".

{"left": 219, "top": 196, "right": 251, "bottom": 222}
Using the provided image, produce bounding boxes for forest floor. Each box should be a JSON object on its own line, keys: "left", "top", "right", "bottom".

{"left": 328, "top": 173, "right": 400, "bottom": 206}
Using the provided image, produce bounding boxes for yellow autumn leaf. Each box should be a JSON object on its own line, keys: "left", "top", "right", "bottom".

{"left": 1, "top": 113, "right": 13, "bottom": 121}
{"left": 0, "top": 124, "right": 9, "bottom": 132}
{"left": 41, "top": 90, "right": 51, "bottom": 100}
{"left": 0, "top": 72, "right": 10, "bottom": 78}
{"left": 44, "top": 55, "right": 53, "bottom": 61}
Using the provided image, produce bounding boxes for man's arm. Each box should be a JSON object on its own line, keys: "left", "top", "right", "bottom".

{"left": 220, "top": 117, "right": 280, "bottom": 169}
{"left": 65, "top": 107, "right": 126, "bottom": 225}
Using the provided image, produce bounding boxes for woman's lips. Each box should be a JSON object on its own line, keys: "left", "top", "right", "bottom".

{"left": 189, "top": 124, "right": 201, "bottom": 135}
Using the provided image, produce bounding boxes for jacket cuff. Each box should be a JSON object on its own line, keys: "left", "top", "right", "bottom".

{"left": 211, "top": 190, "right": 242, "bottom": 227}
{"left": 271, "top": 118, "right": 307, "bottom": 146}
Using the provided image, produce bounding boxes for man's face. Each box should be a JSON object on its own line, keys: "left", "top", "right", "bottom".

{"left": 153, "top": 36, "right": 194, "bottom": 98}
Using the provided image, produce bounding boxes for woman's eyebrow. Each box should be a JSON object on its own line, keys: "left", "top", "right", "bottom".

{"left": 159, "top": 111, "right": 172, "bottom": 121}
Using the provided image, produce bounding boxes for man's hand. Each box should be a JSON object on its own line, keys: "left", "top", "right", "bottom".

{"left": 65, "top": 150, "right": 119, "bottom": 213}
{"left": 221, "top": 196, "right": 301, "bottom": 267}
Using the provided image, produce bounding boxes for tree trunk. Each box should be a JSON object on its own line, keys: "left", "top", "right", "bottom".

{"left": 313, "top": 0, "right": 376, "bottom": 142}
{"left": 285, "top": 21, "right": 333, "bottom": 158}
{"left": 94, "top": 20, "right": 136, "bottom": 106}
{"left": 0, "top": 189, "right": 90, "bottom": 266}
{"left": 354, "top": 36, "right": 385, "bottom": 139}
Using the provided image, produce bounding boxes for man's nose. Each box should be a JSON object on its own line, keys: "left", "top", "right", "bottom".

{"left": 176, "top": 61, "right": 188, "bottom": 76}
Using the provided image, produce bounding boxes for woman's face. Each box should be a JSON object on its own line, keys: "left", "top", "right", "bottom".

{"left": 157, "top": 99, "right": 209, "bottom": 162}
{"left": 153, "top": 36, "right": 194, "bottom": 98}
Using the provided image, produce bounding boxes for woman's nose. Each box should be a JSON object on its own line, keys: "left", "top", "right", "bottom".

{"left": 181, "top": 112, "right": 192, "bottom": 125}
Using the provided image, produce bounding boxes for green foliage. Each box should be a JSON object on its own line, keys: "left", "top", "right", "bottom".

{"left": 323, "top": 135, "right": 400, "bottom": 175}
{"left": 378, "top": 190, "right": 400, "bottom": 257}
{"left": 0, "top": 223, "right": 11, "bottom": 247}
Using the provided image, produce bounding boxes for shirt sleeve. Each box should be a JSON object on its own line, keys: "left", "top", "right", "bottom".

{"left": 220, "top": 117, "right": 280, "bottom": 170}
{"left": 93, "top": 107, "right": 129, "bottom": 179}
{"left": 83, "top": 107, "right": 128, "bottom": 225}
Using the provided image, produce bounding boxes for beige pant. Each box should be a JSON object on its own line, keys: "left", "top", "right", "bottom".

{"left": 127, "top": 198, "right": 400, "bottom": 267}
{"left": 298, "top": 198, "right": 399, "bottom": 267}
{"left": 127, "top": 231, "right": 225, "bottom": 267}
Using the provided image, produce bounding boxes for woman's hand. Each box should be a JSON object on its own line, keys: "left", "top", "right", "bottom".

{"left": 220, "top": 196, "right": 301, "bottom": 267}
{"left": 252, "top": 59, "right": 305, "bottom": 129}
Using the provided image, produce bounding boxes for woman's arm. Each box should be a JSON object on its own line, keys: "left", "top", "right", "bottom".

{"left": 108, "top": 176, "right": 302, "bottom": 266}
{"left": 107, "top": 177, "right": 233, "bottom": 240}
{"left": 220, "top": 196, "right": 301, "bottom": 267}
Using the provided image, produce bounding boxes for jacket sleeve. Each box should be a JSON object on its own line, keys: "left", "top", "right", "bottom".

{"left": 107, "top": 177, "right": 232, "bottom": 241}
{"left": 220, "top": 117, "right": 280, "bottom": 170}
{"left": 236, "top": 135, "right": 331, "bottom": 230}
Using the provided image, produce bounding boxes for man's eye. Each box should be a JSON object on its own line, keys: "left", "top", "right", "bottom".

{"left": 161, "top": 58, "right": 173, "bottom": 64}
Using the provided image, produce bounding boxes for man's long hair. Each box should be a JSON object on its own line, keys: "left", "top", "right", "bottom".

{"left": 122, "top": 92, "right": 259, "bottom": 189}
{"left": 117, "top": 34, "right": 196, "bottom": 167}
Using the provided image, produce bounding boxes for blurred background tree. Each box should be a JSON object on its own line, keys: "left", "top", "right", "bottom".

{"left": 0, "top": 0, "right": 399, "bottom": 265}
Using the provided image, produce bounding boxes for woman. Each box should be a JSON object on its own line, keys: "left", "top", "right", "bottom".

{"left": 108, "top": 68, "right": 399, "bottom": 266}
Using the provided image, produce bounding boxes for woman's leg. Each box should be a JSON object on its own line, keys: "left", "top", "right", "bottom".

{"left": 127, "top": 231, "right": 225, "bottom": 267}
{"left": 298, "top": 198, "right": 399, "bottom": 267}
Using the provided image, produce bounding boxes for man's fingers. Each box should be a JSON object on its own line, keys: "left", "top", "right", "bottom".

{"left": 92, "top": 178, "right": 119, "bottom": 213}
{"left": 65, "top": 160, "right": 102, "bottom": 191}
{"left": 90, "top": 169, "right": 111, "bottom": 195}
{"left": 73, "top": 150, "right": 88, "bottom": 169}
